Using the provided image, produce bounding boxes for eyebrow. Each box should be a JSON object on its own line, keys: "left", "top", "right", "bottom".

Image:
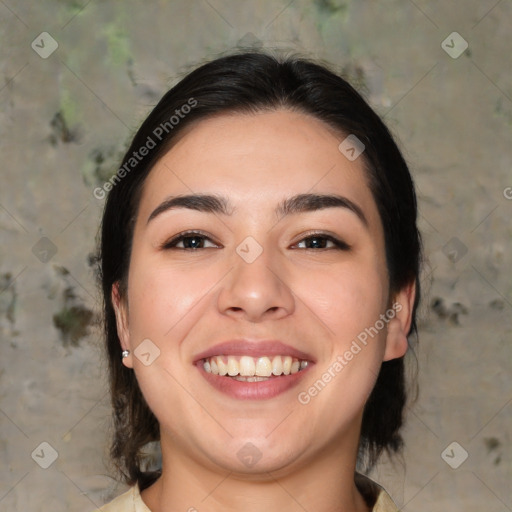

{"left": 146, "top": 193, "right": 368, "bottom": 227}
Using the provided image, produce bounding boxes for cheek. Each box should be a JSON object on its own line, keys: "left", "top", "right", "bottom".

{"left": 296, "top": 267, "right": 389, "bottom": 424}
{"left": 126, "top": 259, "right": 213, "bottom": 338}
{"left": 125, "top": 261, "right": 205, "bottom": 428}
{"left": 300, "top": 262, "right": 388, "bottom": 342}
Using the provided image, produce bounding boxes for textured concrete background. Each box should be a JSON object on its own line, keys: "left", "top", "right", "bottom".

{"left": 0, "top": 1, "right": 511, "bottom": 511}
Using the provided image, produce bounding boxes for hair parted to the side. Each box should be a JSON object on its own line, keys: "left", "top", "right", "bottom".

{"left": 96, "top": 50, "right": 422, "bottom": 490}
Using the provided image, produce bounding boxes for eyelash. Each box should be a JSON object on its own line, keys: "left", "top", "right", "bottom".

{"left": 161, "top": 230, "right": 350, "bottom": 251}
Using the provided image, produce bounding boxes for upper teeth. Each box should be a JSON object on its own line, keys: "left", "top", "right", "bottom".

{"left": 203, "top": 355, "right": 309, "bottom": 377}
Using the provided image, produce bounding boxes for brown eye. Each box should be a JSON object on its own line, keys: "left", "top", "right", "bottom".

{"left": 162, "top": 231, "right": 219, "bottom": 250}
{"left": 294, "top": 234, "right": 350, "bottom": 251}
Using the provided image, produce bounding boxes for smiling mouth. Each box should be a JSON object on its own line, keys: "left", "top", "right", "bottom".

{"left": 202, "top": 355, "right": 309, "bottom": 381}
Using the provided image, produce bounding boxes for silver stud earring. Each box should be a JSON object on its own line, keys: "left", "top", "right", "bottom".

{"left": 122, "top": 350, "right": 130, "bottom": 359}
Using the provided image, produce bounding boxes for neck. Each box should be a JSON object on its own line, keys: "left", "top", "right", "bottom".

{"left": 141, "top": 435, "right": 371, "bottom": 512}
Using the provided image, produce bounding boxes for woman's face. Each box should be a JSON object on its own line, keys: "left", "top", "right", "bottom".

{"left": 114, "top": 109, "right": 412, "bottom": 475}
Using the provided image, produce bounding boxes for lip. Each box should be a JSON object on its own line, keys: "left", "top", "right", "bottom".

{"left": 193, "top": 339, "right": 316, "bottom": 363}
{"left": 193, "top": 339, "right": 315, "bottom": 400}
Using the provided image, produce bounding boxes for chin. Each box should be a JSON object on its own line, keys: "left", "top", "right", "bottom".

{"left": 201, "top": 435, "right": 308, "bottom": 477}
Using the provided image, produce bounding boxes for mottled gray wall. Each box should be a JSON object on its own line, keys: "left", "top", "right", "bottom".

{"left": 0, "top": 1, "right": 511, "bottom": 511}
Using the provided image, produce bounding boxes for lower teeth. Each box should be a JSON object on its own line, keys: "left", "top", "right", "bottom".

{"left": 226, "top": 368, "right": 306, "bottom": 381}
{"left": 231, "top": 375, "right": 273, "bottom": 382}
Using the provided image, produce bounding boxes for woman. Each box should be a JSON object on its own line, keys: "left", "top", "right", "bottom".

{"left": 95, "top": 51, "right": 421, "bottom": 512}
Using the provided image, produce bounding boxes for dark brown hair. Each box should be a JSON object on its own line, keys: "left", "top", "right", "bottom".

{"left": 97, "top": 50, "right": 422, "bottom": 489}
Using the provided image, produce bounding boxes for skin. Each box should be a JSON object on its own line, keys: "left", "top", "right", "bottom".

{"left": 112, "top": 109, "right": 415, "bottom": 512}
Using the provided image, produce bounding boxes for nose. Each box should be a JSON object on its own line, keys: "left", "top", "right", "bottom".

{"left": 217, "top": 246, "right": 295, "bottom": 322}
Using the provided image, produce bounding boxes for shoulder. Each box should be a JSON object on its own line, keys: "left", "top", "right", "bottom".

{"left": 92, "top": 484, "right": 151, "bottom": 512}
{"left": 355, "top": 473, "right": 399, "bottom": 512}
{"left": 372, "top": 488, "right": 399, "bottom": 512}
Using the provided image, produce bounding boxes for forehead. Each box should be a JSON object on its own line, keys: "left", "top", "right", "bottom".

{"left": 137, "top": 110, "right": 381, "bottom": 228}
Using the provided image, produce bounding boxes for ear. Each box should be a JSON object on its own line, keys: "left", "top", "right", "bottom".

{"left": 112, "top": 281, "right": 133, "bottom": 368}
{"left": 383, "top": 280, "right": 416, "bottom": 362}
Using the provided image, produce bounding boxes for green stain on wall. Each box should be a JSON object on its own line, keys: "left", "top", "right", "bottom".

{"left": 53, "top": 286, "right": 94, "bottom": 347}
{"left": 314, "top": 0, "right": 348, "bottom": 15}
{"left": 53, "top": 304, "right": 93, "bottom": 347}
{"left": 59, "top": 88, "right": 80, "bottom": 127}
{"left": 103, "top": 21, "right": 132, "bottom": 67}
